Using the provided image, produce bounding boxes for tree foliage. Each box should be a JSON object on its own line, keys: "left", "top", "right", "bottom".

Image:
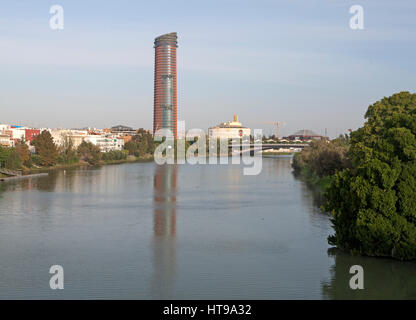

{"left": 77, "top": 141, "right": 102, "bottom": 165}
{"left": 292, "top": 137, "right": 351, "bottom": 178}
{"left": 101, "top": 150, "right": 127, "bottom": 161}
{"left": 15, "top": 139, "right": 30, "bottom": 165}
{"left": 325, "top": 92, "right": 416, "bottom": 260}
{"left": 0, "top": 146, "right": 13, "bottom": 168}
{"left": 58, "top": 134, "right": 78, "bottom": 164}
{"left": 5, "top": 149, "right": 22, "bottom": 170}
{"left": 124, "top": 141, "right": 138, "bottom": 156}
{"left": 132, "top": 131, "right": 155, "bottom": 156}
{"left": 32, "top": 130, "right": 58, "bottom": 166}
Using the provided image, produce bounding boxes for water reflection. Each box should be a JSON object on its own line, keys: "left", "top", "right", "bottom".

{"left": 1, "top": 160, "right": 414, "bottom": 299}
{"left": 322, "top": 248, "right": 416, "bottom": 299}
{"left": 294, "top": 167, "right": 416, "bottom": 299}
{"left": 151, "top": 164, "right": 178, "bottom": 299}
{"left": 293, "top": 172, "right": 326, "bottom": 209}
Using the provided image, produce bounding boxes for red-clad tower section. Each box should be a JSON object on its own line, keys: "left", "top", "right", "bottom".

{"left": 153, "top": 32, "right": 178, "bottom": 138}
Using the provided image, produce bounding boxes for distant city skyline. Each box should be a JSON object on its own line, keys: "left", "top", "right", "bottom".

{"left": 1, "top": 0, "right": 415, "bottom": 138}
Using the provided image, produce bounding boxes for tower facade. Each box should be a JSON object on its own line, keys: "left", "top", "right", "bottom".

{"left": 153, "top": 32, "right": 178, "bottom": 138}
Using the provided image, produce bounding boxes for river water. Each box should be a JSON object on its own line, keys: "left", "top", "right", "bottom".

{"left": 0, "top": 157, "right": 415, "bottom": 299}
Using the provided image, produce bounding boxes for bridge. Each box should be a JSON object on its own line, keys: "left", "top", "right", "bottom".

{"left": 228, "top": 143, "right": 309, "bottom": 149}
{"left": 228, "top": 143, "right": 309, "bottom": 154}
{"left": 258, "top": 143, "right": 308, "bottom": 149}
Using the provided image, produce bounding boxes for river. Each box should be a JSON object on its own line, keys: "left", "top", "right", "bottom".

{"left": 0, "top": 157, "right": 414, "bottom": 299}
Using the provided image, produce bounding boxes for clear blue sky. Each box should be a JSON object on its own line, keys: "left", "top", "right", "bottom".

{"left": 1, "top": 0, "right": 415, "bottom": 138}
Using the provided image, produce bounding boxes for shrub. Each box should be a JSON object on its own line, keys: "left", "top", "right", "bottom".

{"left": 101, "top": 150, "right": 127, "bottom": 161}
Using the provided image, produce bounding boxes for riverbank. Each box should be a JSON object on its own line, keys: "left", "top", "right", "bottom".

{"left": 262, "top": 151, "right": 294, "bottom": 156}
{"left": 294, "top": 165, "right": 333, "bottom": 191}
{"left": 21, "top": 153, "right": 154, "bottom": 174}
{"left": 0, "top": 172, "right": 48, "bottom": 182}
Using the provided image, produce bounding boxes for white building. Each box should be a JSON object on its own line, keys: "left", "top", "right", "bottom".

{"left": 84, "top": 135, "right": 125, "bottom": 152}
{"left": 208, "top": 115, "right": 251, "bottom": 139}
{"left": 51, "top": 129, "right": 88, "bottom": 149}
{"left": 0, "top": 134, "right": 14, "bottom": 147}
{"left": 0, "top": 124, "right": 11, "bottom": 132}
{"left": 9, "top": 127, "right": 27, "bottom": 140}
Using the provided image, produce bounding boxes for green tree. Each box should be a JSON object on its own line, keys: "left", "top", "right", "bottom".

{"left": 325, "top": 92, "right": 416, "bottom": 260}
{"left": 0, "top": 146, "right": 12, "bottom": 168}
{"left": 133, "top": 134, "right": 150, "bottom": 156}
{"left": 58, "top": 134, "right": 78, "bottom": 164}
{"left": 124, "top": 141, "right": 138, "bottom": 156}
{"left": 292, "top": 138, "right": 351, "bottom": 178}
{"left": 5, "top": 149, "right": 22, "bottom": 170}
{"left": 32, "top": 130, "right": 58, "bottom": 166}
{"left": 15, "top": 139, "right": 30, "bottom": 167}
{"left": 77, "top": 141, "right": 101, "bottom": 165}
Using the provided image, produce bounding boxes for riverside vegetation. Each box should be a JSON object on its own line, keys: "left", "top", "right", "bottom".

{"left": 0, "top": 134, "right": 246, "bottom": 175}
{"left": 293, "top": 91, "right": 416, "bottom": 261}
{"left": 0, "top": 130, "right": 156, "bottom": 174}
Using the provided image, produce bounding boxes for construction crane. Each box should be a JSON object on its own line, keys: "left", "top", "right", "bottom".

{"left": 251, "top": 121, "right": 286, "bottom": 139}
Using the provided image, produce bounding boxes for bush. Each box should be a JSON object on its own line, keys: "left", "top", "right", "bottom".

{"left": 31, "top": 154, "right": 42, "bottom": 166}
{"left": 23, "top": 157, "right": 33, "bottom": 168}
{"left": 101, "top": 150, "right": 127, "bottom": 161}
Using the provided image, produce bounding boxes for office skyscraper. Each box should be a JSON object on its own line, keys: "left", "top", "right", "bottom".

{"left": 153, "top": 32, "right": 178, "bottom": 138}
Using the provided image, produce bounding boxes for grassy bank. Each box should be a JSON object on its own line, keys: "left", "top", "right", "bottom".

{"left": 296, "top": 165, "right": 333, "bottom": 191}
{"left": 22, "top": 154, "right": 154, "bottom": 174}
{"left": 262, "top": 152, "right": 294, "bottom": 156}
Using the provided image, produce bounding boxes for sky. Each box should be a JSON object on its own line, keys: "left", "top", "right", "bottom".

{"left": 0, "top": 0, "right": 415, "bottom": 138}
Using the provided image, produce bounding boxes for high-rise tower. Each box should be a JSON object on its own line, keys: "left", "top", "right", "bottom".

{"left": 153, "top": 32, "right": 178, "bottom": 138}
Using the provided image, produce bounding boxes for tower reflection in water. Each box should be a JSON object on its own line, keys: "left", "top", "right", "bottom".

{"left": 152, "top": 164, "right": 178, "bottom": 298}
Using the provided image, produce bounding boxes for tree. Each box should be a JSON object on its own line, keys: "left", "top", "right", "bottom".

{"left": 325, "top": 92, "right": 416, "bottom": 260}
{"left": 133, "top": 133, "right": 151, "bottom": 156}
{"left": 58, "top": 134, "right": 78, "bottom": 164}
{"left": 124, "top": 141, "right": 138, "bottom": 156}
{"left": 5, "top": 149, "right": 22, "bottom": 170}
{"left": 0, "top": 146, "right": 12, "bottom": 168}
{"left": 32, "top": 130, "right": 58, "bottom": 166}
{"left": 77, "top": 141, "right": 101, "bottom": 165}
{"left": 15, "top": 139, "right": 30, "bottom": 166}
{"left": 138, "top": 138, "right": 148, "bottom": 156}
{"left": 292, "top": 138, "right": 351, "bottom": 178}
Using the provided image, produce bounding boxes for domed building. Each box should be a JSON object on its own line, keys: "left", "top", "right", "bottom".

{"left": 285, "top": 129, "right": 324, "bottom": 141}
{"left": 208, "top": 115, "right": 251, "bottom": 139}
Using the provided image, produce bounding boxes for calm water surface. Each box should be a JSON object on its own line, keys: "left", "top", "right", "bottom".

{"left": 0, "top": 157, "right": 415, "bottom": 299}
